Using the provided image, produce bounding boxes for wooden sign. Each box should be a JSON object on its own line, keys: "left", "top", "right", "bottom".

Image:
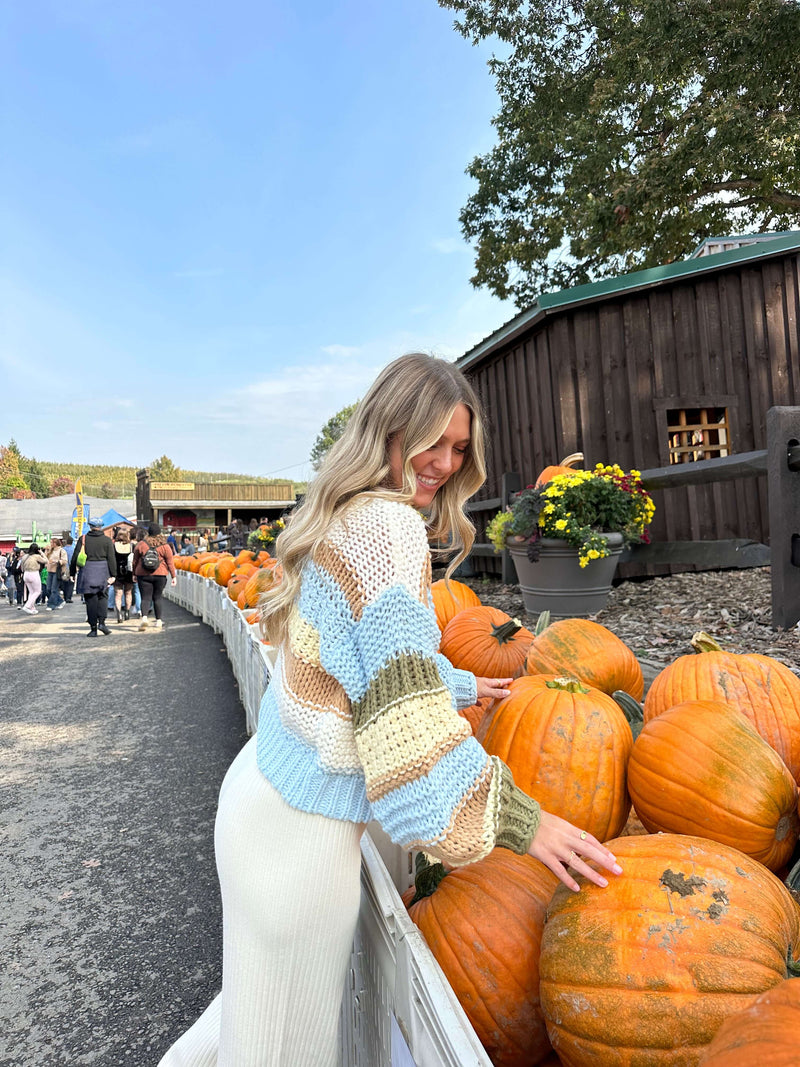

{"left": 150, "top": 482, "right": 195, "bottom": 491}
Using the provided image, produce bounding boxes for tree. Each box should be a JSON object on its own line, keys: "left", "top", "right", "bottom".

{"left": 149, "top": 455, "right": 182, "bottom": 481}
{"left": 310, "top": 403, "right": 358, "bottom": 470}
{"left": 24, "top": 457, "right": 50, "bottom": 498}
{"left": 0, "top": 444, "right": 30, "bottom": 499}
{"left": 439, "top": 0, "right": 800, "bottom": 304}
{"left": 50, "top": 476, "right": 76, "bottom": 496}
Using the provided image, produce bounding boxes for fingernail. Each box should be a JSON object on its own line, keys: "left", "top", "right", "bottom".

{"left": 613, "top": 863, "right": 623, "bottom": 875}
{"left": 598, "top": 878, "right": 608, "bottom": 887}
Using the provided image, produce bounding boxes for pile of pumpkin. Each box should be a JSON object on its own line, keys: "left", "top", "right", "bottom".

{"left": 410, "top": 577, "right": 800, "bottom": 1067}
{"left": 174, "top": 548, "right": 281, "bottom": 628}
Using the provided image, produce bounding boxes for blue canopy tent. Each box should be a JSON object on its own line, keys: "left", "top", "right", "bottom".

{"left": 98, "top": 508, "right": 137, "bottom": 532}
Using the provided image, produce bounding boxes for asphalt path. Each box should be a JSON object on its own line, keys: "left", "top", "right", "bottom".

{"left": 0, "top": 594, "right": 250, "bottom": 1066}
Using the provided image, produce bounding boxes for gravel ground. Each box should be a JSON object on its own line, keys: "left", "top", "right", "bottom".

{"left": 456, "top": 565, "right": 800, "bottom": 680}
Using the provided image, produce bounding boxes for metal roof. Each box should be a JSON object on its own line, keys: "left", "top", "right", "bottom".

{"left": 457, "top": 231, "right": 800, "bottom": 372}
{"left": 0, "top": 494, "right": 135, "bottom": 540}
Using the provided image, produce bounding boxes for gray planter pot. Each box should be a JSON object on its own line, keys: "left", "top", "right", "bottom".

{"left": 508, "top": 534, "right": 624, "bottom": 618}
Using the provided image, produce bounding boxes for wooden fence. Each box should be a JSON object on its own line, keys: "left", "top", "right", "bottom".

{"left": 460, "top": 407, "right": 800, "bottom": 629}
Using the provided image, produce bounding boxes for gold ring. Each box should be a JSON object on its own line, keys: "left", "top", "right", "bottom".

{"left": 580, "top": 830, "right": 587, "bottom": 840}
{"left": 568, "top": 850, "right": 577, "bottom": 865}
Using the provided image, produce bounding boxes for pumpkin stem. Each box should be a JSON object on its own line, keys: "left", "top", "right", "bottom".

{"left": 558, "top": 453, "right": 584, "bottom": 468}
{"left": 613, "top": 690, "right": 645, "bottom": 740}
{"left": 406, "top": 852, "right": 448, "bottom": 905}
{"left": 533, "top": 610, "right": 551, "bottom": 636}
{"left": 691, "top": 631, "right": 723, "bottom": 654}
{"left": 545, "top": 677, "right": 590, "bottom": 694}
{"left": 491, "top": 618, "right": 523, "bottom": 645}
{"left": 787, "top": 855, "right": 800, "bottom": 893}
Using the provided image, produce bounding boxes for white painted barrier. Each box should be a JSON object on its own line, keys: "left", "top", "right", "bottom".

{"left": 165, "top": 571, "right": 492, "bottom": 1067}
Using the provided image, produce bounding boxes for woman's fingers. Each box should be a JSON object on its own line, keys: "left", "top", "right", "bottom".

{"left": 529, "top": 811, "right": 624, "bottom": 892}
{"left": 475, "top": 676, "right": 513, "bottom": 700}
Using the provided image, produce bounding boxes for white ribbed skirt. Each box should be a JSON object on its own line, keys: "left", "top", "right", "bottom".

{"left": 158, "top": 735, "right": 365, "bottom": 1067}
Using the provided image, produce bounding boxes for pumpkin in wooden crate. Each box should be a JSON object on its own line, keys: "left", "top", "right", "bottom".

{"left": 214, "top": 556, "right": 236, "bottom": 587}
{"left": 643, "top": 632, "right": 800, "bottom": 784}
{"left": 698, "top": 977, "right": 800, "bottom": 1066}
{"left": 534, "top": 452, "right": 584, "bottom": 488}
{"left": 244, "top": 567, "right": 278, "bottom": 609}
{"left": 482, "top": 676, "right": 633, "bottom": 842}
{"left": 406, "top": 850, "right": 559, "bottom": 1067}
{"left": 539, "top": 834, "right": 800, "bottom": 1067}
{"left": 226, "top": 576, "right": 249, "bottom": 603}
{"left": 525, "top": 617, "right": 644, "bottom": 701}
{"left": 628, "top": 700, "right": 799, "bottom": 871}
{"left": 430, "top": 578, "right": 482, "bottom": 632}
{"left": 440, "top": 605, "right": 533, "bottom": 678}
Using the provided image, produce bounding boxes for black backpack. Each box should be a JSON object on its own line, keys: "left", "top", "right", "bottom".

{"left": 141, "top": 546, "right": 160, "bottom": 571}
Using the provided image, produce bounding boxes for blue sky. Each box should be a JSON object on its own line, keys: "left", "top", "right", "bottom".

{"left": 2, "top": 0, "right": 516, "bottom": 484}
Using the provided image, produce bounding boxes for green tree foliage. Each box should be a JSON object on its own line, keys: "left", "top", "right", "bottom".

{"left": 310, "top": 403, "right": 358, "bottom": 470}
{"left": 439, "top": 0, "right": 800, "bottom": 304}
{"left": 149, "top": 455, "right": 182, "bottom": 481}
{"left": 24, "top": 457, "right": 50, "bottom": 498}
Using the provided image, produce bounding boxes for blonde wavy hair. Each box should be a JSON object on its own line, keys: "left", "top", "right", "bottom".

{"left": 261, "top": 353, "right": 486, "bottom": 647}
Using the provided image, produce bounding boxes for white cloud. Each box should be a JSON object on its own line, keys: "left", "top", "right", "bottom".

{"left": 320, "top": 344, "right": 361, "bottom": 359}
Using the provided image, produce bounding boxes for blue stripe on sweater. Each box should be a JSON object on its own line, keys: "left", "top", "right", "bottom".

{"left": 370, "top": 737, "right": 492, "bottom": 846}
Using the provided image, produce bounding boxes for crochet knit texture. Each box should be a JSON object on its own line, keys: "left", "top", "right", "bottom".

{"left": 256, "top": 495, "right": 540, "bottom": 866}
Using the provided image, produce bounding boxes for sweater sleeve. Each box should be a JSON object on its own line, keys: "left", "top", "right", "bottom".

{"left": 315, "top": 499, "right": 540, "bottom": 867}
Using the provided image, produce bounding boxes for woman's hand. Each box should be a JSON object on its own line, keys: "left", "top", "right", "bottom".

{"left": 171, "top": 577, "right": 177, "bottom": 586}
{"left": 528, "top": 810, "right": 623, "bottom": 892}
{"left": 475, "top": 676, "right": 513, "bottom": 701}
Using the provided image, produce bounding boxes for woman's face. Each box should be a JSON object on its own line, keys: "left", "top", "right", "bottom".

{"left": 389, "top": 402, "right": 472, "bottom": 508}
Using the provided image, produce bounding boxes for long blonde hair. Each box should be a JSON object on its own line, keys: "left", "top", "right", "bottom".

{"left": 261, "top": 353, "right": 486, "bottom": 647}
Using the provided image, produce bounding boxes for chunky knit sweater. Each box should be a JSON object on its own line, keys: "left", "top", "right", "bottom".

{"left": 256, "top": 495, "right": 541, "bottom": 866}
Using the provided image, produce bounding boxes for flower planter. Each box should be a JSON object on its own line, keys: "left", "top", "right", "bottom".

{"left": 508, "top": 534, "right": 624, "bottom": 618}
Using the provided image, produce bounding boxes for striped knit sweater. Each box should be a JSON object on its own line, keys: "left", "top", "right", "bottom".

{"left": 255, "top": 495, "right": 541, "bottom": 866}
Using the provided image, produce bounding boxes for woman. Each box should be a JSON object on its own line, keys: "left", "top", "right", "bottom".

{"left": 157, "top": 354, "right": 622, "bottom": 1067}
{"left": 5, "top": 547, "right": 21, "bottom": 606}
{"left": 44, "top": 537, "right": 68, "bottom": 611}
{"left": 20, "top": 543, "right": 46, "bottom": 614}
{"left": 132, "top": 523, "right": 177, "bottom": 631}
{"left": 70, "top": 517, "right": 116, "bottom": 636}
{"left": 112, "top": 528, "right": 136, "bottom": 622}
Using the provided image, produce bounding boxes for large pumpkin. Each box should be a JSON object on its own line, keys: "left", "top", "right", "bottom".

{"left": 440, "top": 606, "right": 533, "bottom": 678}
{"left": 243, "top": 567, "right": 278, "bottom": 609}
{"left": 458, "top": 696, "right": 493, "bottom": 737}
{"left": 214, "top": 556, "right": 236, "bottom": 587}
{"left": 539, "top": 834, "right": 800, "bottom": 1067}
{"left": 406, "top": 850, "right": 559, "bottom": 1067}
{"left": 525, "top": 617, "right": 644, "bottom": 701}
{"left": 628, "top": 700, "right": 800, "bottom": 871}
{"left": 699, "top": 978, "right": 800, "bottom": 1066}
{"left": 430, "top": 578, "right": 482, "bottom": 632}
{"left": 482, "top": 676, "right": 633, "bottom": 842}
{"left": 534, "top": 452, "right": 584, "bottom": 488}
{"left": 643, "top": 633, "right": 800, "bottom": 784}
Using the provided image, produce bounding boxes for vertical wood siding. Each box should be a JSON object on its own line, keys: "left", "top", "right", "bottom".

{"left": 465, "top": 252, "right": 800, "bottom": 577}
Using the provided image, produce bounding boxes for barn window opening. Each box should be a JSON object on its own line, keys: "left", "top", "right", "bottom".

{"left": 666, "top": 407, "right": 730, "bottom": 464}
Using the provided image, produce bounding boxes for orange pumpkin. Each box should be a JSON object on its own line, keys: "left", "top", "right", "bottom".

{"left": 525, "top": 617, "right": 644, "bottom": 701}
{"left": 628, "top": 700, "right": 800, "bottom": 871}
{"left": 482, "top": 676, "right": 633, "bottom": 841}
{"left": 430, "top": 578, "right": 482, "bottom": 633}
{"left": 214, "top": 557, "right": 236, "bottom": 586}
{"left": 406, "top": 850, "right": 558, "bottom": 1067}
{"left": 440, "top": 606, "right": 533, "bottom": 678}
{"left": 643, "top": 633, "right": 800, "bottom": 784}
{"left": 226, "top": 577, "right": 248, "bottom": 603}
{"left": 699, "top": 978, "right": 800, "bottom": 1066}
{"left": 534, "top": 452, "right": 583, "bottom": 488}
{"left": 244, "top": 568, "right": 277, "bottom": 608}
{"left": 539, "top": 834, "right": 800, "bottom": 1066}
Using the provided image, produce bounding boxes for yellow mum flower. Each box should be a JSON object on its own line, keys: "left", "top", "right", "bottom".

{"left": 554, "top": 519, "right": 568, "bottom": 530}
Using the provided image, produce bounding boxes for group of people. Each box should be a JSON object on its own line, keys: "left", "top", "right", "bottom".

{"left": 2, "top": 520, "right": 177, "bottom": 637}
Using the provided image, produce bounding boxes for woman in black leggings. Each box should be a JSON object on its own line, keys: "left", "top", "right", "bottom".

{"left": 132, "top": 522, "right": 177, "bottom": 632}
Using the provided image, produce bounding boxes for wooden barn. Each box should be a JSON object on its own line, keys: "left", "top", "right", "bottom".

{"left": 456, "top": 232, "right": 800, "bottom": 576}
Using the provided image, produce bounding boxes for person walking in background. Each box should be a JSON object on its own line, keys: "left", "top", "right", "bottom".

{"left": 70, "top": 517, "right": 116, "bottom": 637}
{"left": 166, "top": 527, "right": 179, "bottom": 555}
{"left": 133, "top": 523, "right": 176, "bottom": 632}
{"left": 156, "top": 353, "right": 623, "bottom": 1067}
{"left": 10, "top": 547, "right": 25, "bottom": 608}
{"left": 21, "top": 543, "right": 46, "bottom": 614}
{"left": 45, "top": 537, "right": 68, "bottom": 612}
{"left": 5, "top": 548, "right": 21, "bottom": 606}
{"left": 112, "top": 528, "right": 136, "bottom": 622}
{"left": 61, "top": 535, "right": 75, "bottom": 604}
